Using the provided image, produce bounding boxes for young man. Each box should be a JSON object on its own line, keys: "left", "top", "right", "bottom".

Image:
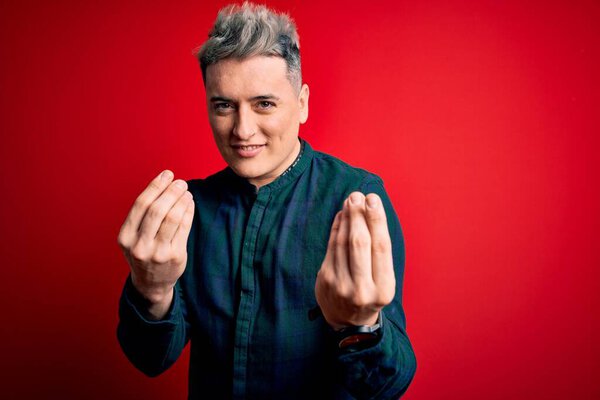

{"left": 117, "top": 3, "right": 416, "bottom": 399}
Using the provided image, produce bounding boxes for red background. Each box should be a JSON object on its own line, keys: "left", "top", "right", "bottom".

{"left": 1, "top": 0, "right": 599, "bottom": 398}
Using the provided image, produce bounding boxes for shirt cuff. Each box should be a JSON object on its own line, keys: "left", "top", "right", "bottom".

{"left": 121, "top": 275, "right": 179, "bottom": 325}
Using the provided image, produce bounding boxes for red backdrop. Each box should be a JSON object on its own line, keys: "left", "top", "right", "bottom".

{"left": 1, "top": 0, "right": 598, "bottom": 398}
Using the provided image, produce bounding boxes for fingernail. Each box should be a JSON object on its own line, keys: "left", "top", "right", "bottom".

{"left": 161, "top": 170, "right": 172, "bottom": 181}
{"left": 350, "top": 192, "right": 362, "bottom": 205}
{"left": 366, "top": 195, "right": 378, "bottom": 209}
{"left": 174, "top": 180, "right": 187, "bottom": 189}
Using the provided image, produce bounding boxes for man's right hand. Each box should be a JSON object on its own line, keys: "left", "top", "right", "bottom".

{"left": 117, "top": 170, "right": 195, "bottom": 320}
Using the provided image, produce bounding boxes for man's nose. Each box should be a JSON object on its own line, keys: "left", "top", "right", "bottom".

{"left": 232, "top": 105, "right": 256, "bottom": 140}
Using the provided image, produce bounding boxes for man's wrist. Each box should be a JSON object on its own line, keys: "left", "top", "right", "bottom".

{"left": 335, "top": 312, "right": 383, "bottom": 352}
{"left": 127, "top": 275, "right": 175, "bottom": 320}
{"left": 130, "top": 274, "right": 175, "bottom": 305}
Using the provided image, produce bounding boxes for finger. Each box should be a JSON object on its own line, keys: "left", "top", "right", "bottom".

{"left": 155, "top": 191, "right": 194, "bottom": 244}
{"left": 172, "top": 197, "right": 195, "bottom": 251}
{"left": 334, "top": 201, "right": 351, "bottom": 282}
{"left": 347, "top": 192, "right": 373, "bottom": 282}
{"left": 138, "top": 179, "right": 188, "bottom": 241}
{"left": 119, "top": 170, "right": 174, "bottom": 248}
{"left": 322, "top": 211, "right": 341, "bottom": 267}
{"left": 364, "top": 193, "right": 395, "bottom": 293}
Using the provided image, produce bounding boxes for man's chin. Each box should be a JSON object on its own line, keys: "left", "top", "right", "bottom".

{"left": 230, "top": 164, "right": 262, "bottom": 180}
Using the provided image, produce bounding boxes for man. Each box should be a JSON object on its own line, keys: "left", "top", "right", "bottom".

{"left": 117, "top": 3, "right": 416, "bottom": 399}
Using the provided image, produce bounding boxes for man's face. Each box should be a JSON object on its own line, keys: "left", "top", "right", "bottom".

{"left": 205, "top": 56, "right": 309, "bottom": 188}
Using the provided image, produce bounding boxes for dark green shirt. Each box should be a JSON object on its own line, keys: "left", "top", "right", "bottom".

{"left": 118, "top": 138, "right": 416, "bottom": 399}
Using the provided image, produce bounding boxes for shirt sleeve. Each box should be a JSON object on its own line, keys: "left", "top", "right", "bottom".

{"left": 334, "top": 177, "right": 417, "bottom": 399}
{"left": 116, "top": 275, "right": 190, "bottom": 377}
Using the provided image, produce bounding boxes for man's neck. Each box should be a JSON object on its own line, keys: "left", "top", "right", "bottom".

{"left": 249, "top": 138, "right": 303, "bottom": 190}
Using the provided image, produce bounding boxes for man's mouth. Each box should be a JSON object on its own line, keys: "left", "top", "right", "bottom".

{"left": 235, "top": 144, "right": 264, "bottom": 151}
{"left": 232, "top": 144, "right": 266, "bottom": 158}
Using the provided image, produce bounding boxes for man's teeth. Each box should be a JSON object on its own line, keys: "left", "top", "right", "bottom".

{"left": 239, "top": 145, "right": 261, "bottom": 150}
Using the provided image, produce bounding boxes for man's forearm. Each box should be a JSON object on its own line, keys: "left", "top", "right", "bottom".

{"left": 117, "top": 277, "right": 189, "bottom": 377}
{"left": 336, "top": 313, "right": 417, "bottom": 399}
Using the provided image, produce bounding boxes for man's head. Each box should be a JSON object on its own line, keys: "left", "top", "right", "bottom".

{"left": 195, "top": 2, "right": 309, "bottom": 188}
{"left": 196, "top": 2, "right": 302, "bottom": 93}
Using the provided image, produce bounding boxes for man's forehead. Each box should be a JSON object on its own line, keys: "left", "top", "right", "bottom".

{"left": 205, "top": 56, "right": 291, "bottom": 97}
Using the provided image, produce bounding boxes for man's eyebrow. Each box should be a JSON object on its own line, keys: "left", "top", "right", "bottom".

{"left": 250, "top": 94, "right": 281, "bottom": 101}
{"left": 209, "top": 94, "right": 281, "bottom": 102}
{"left": 210, "top": 96, "right": 233, "bottom": 103}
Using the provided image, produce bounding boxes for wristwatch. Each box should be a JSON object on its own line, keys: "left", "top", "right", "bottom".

{"left": 335, "top": 313, "right": 383, "bottom": 352}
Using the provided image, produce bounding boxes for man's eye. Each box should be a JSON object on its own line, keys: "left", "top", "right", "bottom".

{"left": 214, "top": 103, "right": 233, "bottom": 111}
{"left": 257, "top": 101, "right": 275, "bottom": 109}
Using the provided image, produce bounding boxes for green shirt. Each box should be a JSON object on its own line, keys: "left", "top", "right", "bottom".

{"left": 118, "top": 138, "right": 416, "bottom": 399}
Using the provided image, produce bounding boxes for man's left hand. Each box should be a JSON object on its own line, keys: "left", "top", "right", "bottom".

{"left": 315, "top": 191, "right": 396, "bottom": 330}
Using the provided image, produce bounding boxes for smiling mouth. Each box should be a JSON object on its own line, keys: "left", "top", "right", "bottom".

{"left": 232, "top": 144, "right": 265, "bottom": 150}
{"left": 231, "top": 143, "right": 266, "bottom": 158}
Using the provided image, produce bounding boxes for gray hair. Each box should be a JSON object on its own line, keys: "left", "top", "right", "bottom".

{"left": 195, "top": 2, "right": 302, "bottom": 92}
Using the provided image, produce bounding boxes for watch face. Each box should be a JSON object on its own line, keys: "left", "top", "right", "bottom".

{"left": 339, "top": 332, "right": 379, "bottom": 349}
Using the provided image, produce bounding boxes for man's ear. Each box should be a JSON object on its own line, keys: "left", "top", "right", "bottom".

{"left": 299, "top": 83, "right": 309, "bottom": 124}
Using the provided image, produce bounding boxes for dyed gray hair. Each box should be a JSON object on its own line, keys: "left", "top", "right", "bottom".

{"left": 195, "top": 2, "right": 302, "bottom": 92}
